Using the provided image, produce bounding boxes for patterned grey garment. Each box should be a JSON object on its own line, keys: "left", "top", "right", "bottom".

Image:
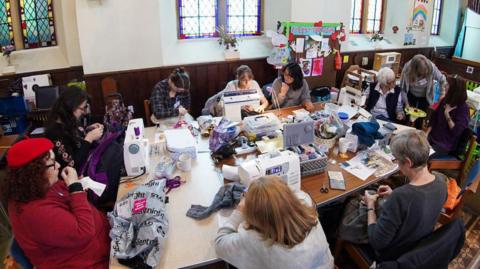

{"left": 108, "top": 179, "right": 169, "bottom": 267}
{"left": 271, "top": 78, "right": 311, "bottom": 108}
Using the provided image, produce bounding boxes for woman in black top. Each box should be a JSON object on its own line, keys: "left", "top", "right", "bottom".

{"left": 45, "top": 87, "right": 104, "bottom": 171}
{"left": 364, "top": 130, "right": 447, "bottom": 261}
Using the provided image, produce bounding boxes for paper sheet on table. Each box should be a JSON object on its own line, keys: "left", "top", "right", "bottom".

{"left": 79, "top": 176, "right": 106, "bottom": 197}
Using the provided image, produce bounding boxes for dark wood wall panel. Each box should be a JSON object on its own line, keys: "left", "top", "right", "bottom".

{"left": 433, "top": 57, "right": 480, "bottom": 82}
{"left": 0, "top": 66, "right": 84, "bottom": 97}
{"left": 84, "top": 58, "right": 278, "bottom": 120}
{"left": 84, "top": 47, "right": 456, "bottom": 123}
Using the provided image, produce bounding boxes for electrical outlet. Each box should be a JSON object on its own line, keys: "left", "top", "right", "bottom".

{"left": 466, "top": 66, "right": 474, "bottom": 74}
{"left": 362, "top": 57, "right": 368, "bottom": 66}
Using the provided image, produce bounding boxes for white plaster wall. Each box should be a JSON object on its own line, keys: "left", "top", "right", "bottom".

{"left": 159, "top": 0, "right": 290, "bottom": 67}
{"left": 76, "top": 0, "right": 163, "bottom": 74}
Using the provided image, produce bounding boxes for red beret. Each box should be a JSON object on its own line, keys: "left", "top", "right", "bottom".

{"left": 7, "top": 138, "right": 54, "bottom": 168}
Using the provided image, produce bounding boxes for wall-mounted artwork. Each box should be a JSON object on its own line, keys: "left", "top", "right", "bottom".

{"left": 412, "top": 0, "right": 429, "bottom": 32}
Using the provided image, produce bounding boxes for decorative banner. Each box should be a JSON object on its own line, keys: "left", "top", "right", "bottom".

{"left": 412, "top": 0, "right": 429, "bottom": 31}
{"left": 291, "top": 26, "right": 337, "bottom": 36}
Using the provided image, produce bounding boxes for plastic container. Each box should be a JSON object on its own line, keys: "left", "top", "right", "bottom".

{"left": 0, "top": 96, "right": 28, "bottom": 116}
{"left": 1, "top": 115, "right": 28, "bottom": 135}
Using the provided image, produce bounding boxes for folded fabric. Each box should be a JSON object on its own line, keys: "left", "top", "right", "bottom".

{"left": 352, "top": 120, "right": 383, "bottom": 147}
{"left": 187, "top": 182, "right": 245, "bottom": 220}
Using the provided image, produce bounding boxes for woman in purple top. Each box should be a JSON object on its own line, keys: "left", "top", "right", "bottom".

{"left": 427, "top": 75, "right": 470, "bottom": 157}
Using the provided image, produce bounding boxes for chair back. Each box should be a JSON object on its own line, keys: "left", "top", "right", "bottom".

{"left": 101, "top": 77, "right": 118, "bottom": 99}
{"left": 33, "top": 85, "right": 59, "bottom": 110}
{"left": 144, "top": 99, "right": 152, "bottom": 126}
{"left": 378, "top": 218, "right": 465, "bottom": 269}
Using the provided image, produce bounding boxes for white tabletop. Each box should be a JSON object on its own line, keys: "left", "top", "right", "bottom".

{"left": 110, "top": 127, "right": 223, "bottom": 269}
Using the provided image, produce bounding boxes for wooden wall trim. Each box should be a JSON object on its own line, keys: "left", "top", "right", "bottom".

{"left": 434, "top": 56, "right": 480, "bottom": 82}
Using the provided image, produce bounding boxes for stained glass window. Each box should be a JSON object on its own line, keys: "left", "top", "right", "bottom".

{"left": 351, "top": 0, "right": 363, "bottom": 33}
{"left": 226, "top": 0, "right": 261, "bottom": 36}
{"left": 19, "top": 0, "right": 56, "bottom": 49}
{"left": 178, "top": 0, "right": 218, "bottom": 39}
{"left": 366, "top": 0, "right": 383, "bottom": 33}
{"left": 431, "top": 0, "right": 443, "bottom": 35}
{"left": 0, "top": 0, "right": 13, "bottom": 47}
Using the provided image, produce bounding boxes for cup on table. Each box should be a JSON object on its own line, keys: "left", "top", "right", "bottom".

{"left": 176, "top": 153, "right": 192, "bottom": 172}
{"left": 339, "top": 138, "right": 350, "bottom": 154}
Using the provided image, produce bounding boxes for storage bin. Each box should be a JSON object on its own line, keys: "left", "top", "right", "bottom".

{"left": 1, "top": 115, "right": 28, "bottom": 135}
{"left": 0, "top": 96, "right": 28, "bottom": 116}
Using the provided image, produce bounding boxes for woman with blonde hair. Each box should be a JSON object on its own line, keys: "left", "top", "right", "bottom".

{"left": 215, "top": 176, "right": 334, "bottom": 269}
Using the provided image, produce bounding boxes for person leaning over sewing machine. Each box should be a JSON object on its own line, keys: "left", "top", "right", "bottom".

{"left": 3, "top": 138, "right": 110, "bottom": 269}
{"left": 364, "top": 130, "right": 447, "bottom": 261}
{"left": 364, "top": 67, "right": 405, "bottom": 122}
{"left": 427, "top": 75, "right": 470, "bottom": 158}
{"left": 45, "top": 87, "right": 104, "bottom": 171}
{"left": 400, "top": 55, "right": 446, "bottom": 127}
{"left": 202, "top": 65, "right": 269, "bottom": 116}
{"left": 215, "top": 176, "right": 334, "bottom": 269}
{"left": 150, "top": 67, "right": 191, "bottom": 119}
{"left": 271, "top": 62, "right": 315, "bottom": 112}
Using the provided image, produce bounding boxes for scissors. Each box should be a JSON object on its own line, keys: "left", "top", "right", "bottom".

{"left": 320, "top": 183, "right": 329, "bottom": 193}
{"left": 165, "top": 176, "right": 185, "bottom": 194}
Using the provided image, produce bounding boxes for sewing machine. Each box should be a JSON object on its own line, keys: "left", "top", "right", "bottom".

{"left": 222, "top": 89, "right": 260, "bottom": 122}
{"left": 338, "top": 86, "right": 367, "bottom": 107}
{"left": 124, "top": 118, "right": 150, "bottom": 176}
{"left": 238, "top": 150, "right": 301, "bottom": 192}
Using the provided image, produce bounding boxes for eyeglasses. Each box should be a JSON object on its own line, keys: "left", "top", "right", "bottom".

{"left": 77, "top": 103, "right": 89, "bottom": 112}
{"left": 45, "top": 157, "right": 56, "bottom": 169}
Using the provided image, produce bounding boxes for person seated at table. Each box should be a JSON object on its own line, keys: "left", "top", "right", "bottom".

{"left": 202, "top": 65, "right": 269, "bottom": 116}
{"left": 364, "top": 130, "right": 447, "bottom": 261}
{"left": 364, "top": 67, "right": 405, "bottom": 122}
{"left": 45, "top": 86, "right": 104, "bottom": 171}
{"left": 3, "top": 138, "right": 110, "bottom": 269}
{"left": 427, "top": 75, "right": 470, "bottom": 158}
{"left": 271, "top": 62, "right": 315, "bottom": 112}
{"left": 215, "top": 176, "right": 334, "bottom": 269}
{"left": 400, "top": 54, "right": 446, "bottom": 128}
{"left": 150, "top": 67, "right": 191, "bottom": 120}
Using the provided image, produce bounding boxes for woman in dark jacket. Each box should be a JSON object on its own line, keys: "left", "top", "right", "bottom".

{"left": 427, "top": 75, "right": 470, "bottom": 157}
{"left": 45, "top": 87, "right": 104, "bottom": 171}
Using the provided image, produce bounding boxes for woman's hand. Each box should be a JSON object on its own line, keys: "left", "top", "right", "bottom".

{"left": 255, "top": 105, "right": 265, "bottom": 113}
{"left": 377, "top": 185, "right": 393, "bottom": 197}
{"left": 304, "top": 101, "right": 315, "bottom": 112}
{"left": 85, "top": 126, "right": 103, "bottom": 143}
{"left": 61, "top": 166, "right": 80, "bottom": 186}
{"left": 88, "top": 123, "right": 103, "bottom": 130}
{"left": 444, "top": 104, "right": 457, "bottom": 116}
{"left": 178, "top": 105, "right": 188, "bottom": 116}
{"left": 280, "top": 82, "right": 289, "bottom": 96}
{"left": 364, "top": 190, "right": 379, "bottom": 208}
{"left": 396, "top": 112, "right": 405, "bottom": 121}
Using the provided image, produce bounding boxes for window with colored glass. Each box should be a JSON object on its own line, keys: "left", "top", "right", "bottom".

{"left": 19, "top": 0, "right": 56, "bottom": 49}
{"left": 226, "top": 0, "right": 261, "bottom": 36}
{"left": 0, "top": 0, "right": 14, "bottom": 47}
{"left": 178, "top": 0, "right": 218, "bottom": 39}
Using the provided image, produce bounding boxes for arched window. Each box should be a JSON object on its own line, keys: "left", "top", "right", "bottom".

{"left": 19, "top": 0, "right": 57, "bottom": 49}
{"left": 0, "top": 0, "right": 14, "bottom": 46}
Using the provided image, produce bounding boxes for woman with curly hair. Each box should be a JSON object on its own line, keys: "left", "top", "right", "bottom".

{"left": 215, "top": 176, "right": 334, "bottom": 269}
{"left": 45, "top": 86, "right": 104, "bottom": 171}
{"left": 3, "top": 138, "right": 110, "bottom": 269}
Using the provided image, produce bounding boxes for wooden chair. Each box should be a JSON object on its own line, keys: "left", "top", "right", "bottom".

{"left": 334, "top": 239, "right": 372, "bottom": 269}
{"left": 101, "top": 77, "right": 118, "bottom": 99}
{"left": 429, "top": 135, "right": 479, "bottom": 224}
{"left": 144, "top": 99, "right": 152, "bottom": 127}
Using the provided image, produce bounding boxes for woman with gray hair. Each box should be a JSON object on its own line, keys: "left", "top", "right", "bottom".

{"left": 400, "top": 54, "right": 446, "bottom": 127}
{"left": 364, "top": 130, "right": 447, "bottom": 261}
{"left": 364, "top": 67, "right": 405, "bottom": 122}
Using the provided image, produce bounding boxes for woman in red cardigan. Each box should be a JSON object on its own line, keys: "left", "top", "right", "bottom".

{"left": 3, "top": 138, "right": 110, "bottom": 269}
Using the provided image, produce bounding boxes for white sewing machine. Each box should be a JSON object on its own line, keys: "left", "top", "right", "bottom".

{"left": 338, "top": 86, "right": 367, "bottom": 107}
{"left": 222, "top": 89, "right": 260, "bottom": 122}
{"left": 124, "top": 118, "right": 150, "bottom": 176}
{"left": 238, "top": 150, "right": 301, "bottom": 192}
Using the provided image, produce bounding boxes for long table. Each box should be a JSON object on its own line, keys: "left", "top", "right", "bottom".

{"left": 110, "top": 105, "right": 412, "bottom": 269}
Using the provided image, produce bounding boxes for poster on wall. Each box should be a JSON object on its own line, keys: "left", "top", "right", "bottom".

{"left": 312, "top": 58, "right": 324, "bottom": 76}
{"left": 412, "top": 0, "right": 429, "bottom": 31}
{"left": 300, "top": 58, "right": 312, "bottom": 77}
